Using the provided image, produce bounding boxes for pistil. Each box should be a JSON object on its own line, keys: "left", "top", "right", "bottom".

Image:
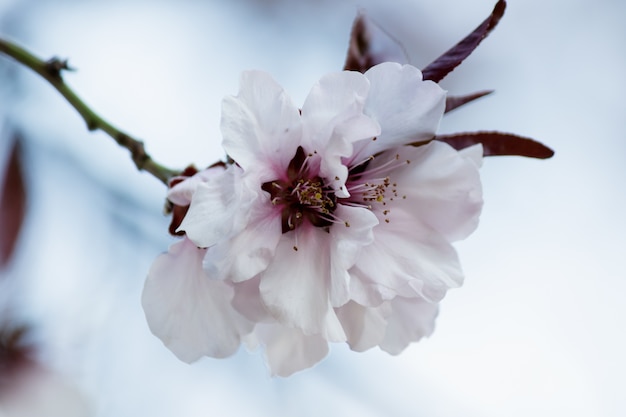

{"left": 262, "top": 146, "right": 337, "bottom": 233}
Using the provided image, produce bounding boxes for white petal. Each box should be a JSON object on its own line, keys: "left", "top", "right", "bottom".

{"left": 259, "top": 226, "right": 346, "bottom": 342}
{"left": 381, "top": 141, "right": 483, "bottom": 242}
{"left": 459, "top": 143, "right": 484, "bottom": 168}
{"left": 142, "top": 238, "right": 253, "bottom": 362}
{"left": 301, "top": 71, "right": 380, "bottom": 197}
{"left": 167, "top": 165, "right": 226, "bottom": 207}
{"left": 254, "top": 323, "right": 329, "bottom": 377}
{"left": 379, "top": 296, "right": 438, "bottom": 355}
{"left": 353, "top": 62, "right": 446, "bottom": 160}
{"left": 301, "top": 70, "right": 370, "bottom": 142}
{"left": 349, "top": 208, "right": 464, "bottom": 305}
{"left": 335, "top": 301, "right": 391, "bottom": 352}
{"left": 232, "top": 276, "right": 273, "bottom": 323}
{"left": 203, "top": 195, "right": 281, "bottom": 283}
{"left": 221, "top": 71, "right": 302, "bottom": 179}
{"left": 328, "top": 204, "right": 378, "bottom": 307}
{"left": 321, "top": 113, "right": 380, "bottom": 198}
{"left": 178, "top": 165, "right": 251, "bottom": 248}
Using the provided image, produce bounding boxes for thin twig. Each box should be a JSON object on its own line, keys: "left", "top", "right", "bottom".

{"left": 0, "top": 37, "right": 178, "bottom": 185}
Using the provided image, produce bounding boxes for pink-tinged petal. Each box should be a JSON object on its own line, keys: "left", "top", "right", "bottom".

{"left": 232, "top": 276, "right": 273, "bottom": 323}
{"left": 202, "top": 195, "right": 281, "bottom": 283}
{"left": 353, "top": 63, "right": 446, "bottom": 160}
{"left": 458, "top": 143, "right": 484, "bottom": 168}
{"left": 335, "top": 301, "right": 391, "bottom": 352}
{"left": 328, "top": 205, "right": 378, "bottom": 307}
{"left": 179, "top": 165, "right": 252, "bottom": 248}
{"left": 321, "top": 113, "right": 380, "bottom": 198}
{"left": 253, "top": 323, "right": 329, "bottom": 377}
{"left": 381, "top": 142, "right": 483, "bottom": 242}
{"left": 301, "top": 70, "right": 370, "bottom": 143}
{"left": 221, "top": 71, "right": 302, "bottom": 179}
{"left": 142, "top": 238, "right": 253, "bottom": 362}
{"left": 259, "top": 227, "right": 346, "bottom": 342}
{"left": 350, "top": 209, "right": 464, "bottom": 305}
{"left": 379, "top": 296, "right": 438, "bottom": 355}
{"left": 167, "top": 165, "right": 226, "bottom": 207}
{"left": 300, "top": 71, "right": 380, "bottom": 198}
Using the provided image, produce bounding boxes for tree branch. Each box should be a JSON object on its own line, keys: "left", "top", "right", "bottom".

{"left": 0, "top": 37, "right": 178, "bottom": 185}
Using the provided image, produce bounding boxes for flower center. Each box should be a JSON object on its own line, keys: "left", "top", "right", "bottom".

{"left": 262, "top": 146, "right": 337, "bottom": 233}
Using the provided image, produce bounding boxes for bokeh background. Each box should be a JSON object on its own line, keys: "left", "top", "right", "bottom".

{"left": 1, "top": 0, "right": 625, "bottom": 416}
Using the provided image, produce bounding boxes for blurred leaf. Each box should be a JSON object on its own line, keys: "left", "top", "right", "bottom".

{"left": 0, "top": 322, "right": 34, "bottom": 388}
{"left": 343, "top": 13, "right": 408, "bottom": 73}
{"left": 422, "top": 0, "right": 506, "bottom": 82}
{"left": 434, "top": 131, "right": 555, "bottom": 159}
{"left": 344, "top": 14, "right": 373, "bottom": 72}
{"left": 1, "top": 134, "right": 27, "bottom": 269}
{"left": 445, "top": 90, "right": 493, "bottom": 113}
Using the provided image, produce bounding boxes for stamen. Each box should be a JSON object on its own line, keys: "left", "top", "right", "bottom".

{"left": 340, "top": 201, "right": 371, "bottom": 209}
{"left": 263, "top": 147, "right": 339, "bottom": 233}
{"left": 348, "top": 155, "right": 375, "bottom": 176}
{"left": 350, "top": 154, "right": 404, "bottom": 179}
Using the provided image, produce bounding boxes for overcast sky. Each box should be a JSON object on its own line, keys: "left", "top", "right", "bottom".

{"left": 1, "top": 0, "right": 625, "bottom": 416}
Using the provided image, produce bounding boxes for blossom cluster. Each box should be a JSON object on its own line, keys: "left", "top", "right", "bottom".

{"left": 142, "top": 62, "right": 483, "bottom": 376}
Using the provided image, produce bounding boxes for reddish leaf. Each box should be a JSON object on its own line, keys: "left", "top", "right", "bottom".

{"left": 343, "top": 13, "right": 408, "bottom": 73}
{"left": 0, "top": 322, "right": 35, "bottom": 388}
{"left": 434, "top": 131, "right": 554, "bottom": 159}
{"left": 422, "top": 0, "right": 506, "bottom": 82}
{"left": 0, "top": 135, "right": 27, "bottom": 269}
{"left": 445, "top": 90, "right": 494, "bottom": 113}
{"left": 344, "top": 14, "right": 372, "bottom": 72}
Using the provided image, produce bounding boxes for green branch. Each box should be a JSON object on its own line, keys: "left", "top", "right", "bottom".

{"left": 0, "top": 37, "right": 178, "bottom": 185}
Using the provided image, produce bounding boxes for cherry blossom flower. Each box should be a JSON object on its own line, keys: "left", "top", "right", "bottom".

{"left": 142, "top": 62, "right": 483, "bottom": 376}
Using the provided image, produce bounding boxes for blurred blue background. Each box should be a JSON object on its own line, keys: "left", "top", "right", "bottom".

{"left": 1, "top": 0, "right": 625, "bottom": 416}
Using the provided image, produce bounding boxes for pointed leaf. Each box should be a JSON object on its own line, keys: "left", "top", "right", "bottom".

{"left": 435, "top": 131, "right": 554, "bottom": 159}
{"left": 343, "top": 13, "right": 408, "bottom": 73}
{"left": 344, "top": 14, "right": 372, "bottom": 73}
{"left": 422, "top": 0, "right": 506, "bottom": 82}
{"left": 0, "top": 323, "right": 34, "bottom": 367}
{"left": 1, "top": 134, "right": 27, "bottom": 269}
{"left": 445, "top": 90, "right": 493, "bottom": 113}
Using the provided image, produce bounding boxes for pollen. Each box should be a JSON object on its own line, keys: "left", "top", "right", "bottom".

{"left": 262, "top": 146, "right": 338, "bottom": 233}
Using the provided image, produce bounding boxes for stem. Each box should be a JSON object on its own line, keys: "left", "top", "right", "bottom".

{"left": 0, "top": 37, "right": 178, "bottom": 185}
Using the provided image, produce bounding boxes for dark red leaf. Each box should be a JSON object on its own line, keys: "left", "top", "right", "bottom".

{"left": 0, "top": 322, "right": 36, "bottom": 388}
{"left": 168, "top": 204, "right": 189, "bottom": 237}
{"left": 445, "top": 90, "right": 494, "bottom": 113}
{"left": 344, "top": 14, "right": 372, "bottom": 72}
{"left": 343, "top": 13, "right": 408, "bottom": 73}
{"left": 0, "top": 134, "right": 27, "bottom": 269}
{"left": 422, "top": 0, "right": 506, "bottom": 82}
{"left": 434, "top": 131, "right": 554, "bottom": 159}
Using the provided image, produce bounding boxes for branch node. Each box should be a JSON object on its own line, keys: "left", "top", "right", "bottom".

{"left": 86, "top": 120, "right": 98, "bottom": 131}
{"left": 117, "top": 133, "right": 149, "bottom": 169}
{"left": 44, "top": 57, "right": 72, "bottom": 81}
